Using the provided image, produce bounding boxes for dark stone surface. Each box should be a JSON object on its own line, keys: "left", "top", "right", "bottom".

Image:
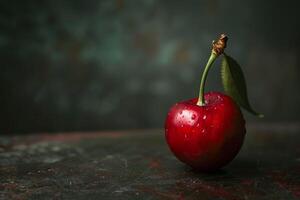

{"left": 1, "top": 0, "right": 300, "bottom": 133}
{"left": 1, "top": 124, "right": 300, "bottom": 199}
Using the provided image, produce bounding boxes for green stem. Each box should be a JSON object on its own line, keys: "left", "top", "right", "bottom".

{"left": 196, "top": 53, "right": 218, "bottom": 106}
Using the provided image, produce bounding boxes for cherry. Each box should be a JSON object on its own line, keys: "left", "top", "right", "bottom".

{"left": 165, "top": 92, "right": 245, "bottom": 171}
{"left": 164, "top": 34, "right": 258, "bottom": 171}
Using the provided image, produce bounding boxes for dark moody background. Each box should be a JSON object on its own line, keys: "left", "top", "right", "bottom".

{"left": 0, "top": 0, "right": 299, "bottom": 134}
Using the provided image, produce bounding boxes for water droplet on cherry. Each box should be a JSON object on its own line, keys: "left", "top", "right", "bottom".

{"left": 191, "top": 114, "right": 196, "bottom": 120}
{"left": 203, "top": 115, "right": 207, "bottom": 120}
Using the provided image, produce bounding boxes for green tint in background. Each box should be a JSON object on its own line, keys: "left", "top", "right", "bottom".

{"left": 0, "top": 0, "right": 299, "bottom": 133}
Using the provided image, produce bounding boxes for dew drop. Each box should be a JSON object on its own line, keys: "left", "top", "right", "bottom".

{"left": 191, "top": 114, "right": 196, "bottom": 120}
{"left": 196, "top": 123, "right": 200, "bottom": 127}
{"left": 203, "top": 115, "right": 207, "bottom": 120}
{"left": 201, "top": 129, "right": 206, "bottom": 133}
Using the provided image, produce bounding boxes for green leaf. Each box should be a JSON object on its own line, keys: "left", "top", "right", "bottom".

{"left": 221, "top": 54, "right": 263, "bottom": 117}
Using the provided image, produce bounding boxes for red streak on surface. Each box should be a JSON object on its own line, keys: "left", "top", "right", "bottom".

{"left": 195, "top": 182, "right": 241, "bottom": 200}
{"left": 0, "top": 183, "right": 18, "bottom": 190}
{"left": 10, "top": 130, "right": 156, "bottom": 145}
{"left": 269, "top": 170, "right": 300, "bottom": 198}
{"left": 240, "top": 179, "right": 254, "bottom": 186}
{"left": 36, "top": 132, "right": 124, "bottom": 142}
{"left": 176, "top": 180, "right": 241, "bottom": 200}
{"left": 136, "top": 185, "right": 184, "bottom": 199}
{"left": 149, "top": 159, "right": 162, "bottom": 169}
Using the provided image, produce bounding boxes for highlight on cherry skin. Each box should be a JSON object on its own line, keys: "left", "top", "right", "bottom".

{"left": 165, "top": 92, "right": 246, "bottom": 172}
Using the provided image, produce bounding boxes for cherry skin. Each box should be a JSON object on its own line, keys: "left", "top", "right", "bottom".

{"left": 165, "top": 92, "right": 246, "bottom": 171}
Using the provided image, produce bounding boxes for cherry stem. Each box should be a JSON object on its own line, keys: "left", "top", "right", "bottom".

{"left": 196, "top": 53, "right": 217, "bottom": 106}
{"left": 196, "top": 34, "right": 228, "bottom": 106}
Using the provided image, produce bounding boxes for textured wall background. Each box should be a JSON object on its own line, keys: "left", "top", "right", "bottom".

{"left": 0, "top": 0, "right": 300, "bottom": 133}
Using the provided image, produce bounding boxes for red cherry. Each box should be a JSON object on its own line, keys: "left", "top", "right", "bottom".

{"left": 165, "top": 92, "right": 245, "bottom": 171}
